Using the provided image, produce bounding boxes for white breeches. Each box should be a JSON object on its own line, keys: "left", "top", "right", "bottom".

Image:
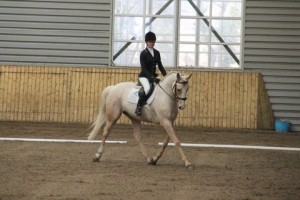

{"left": 139, "top": 77, "right": 151, "bottom": 95}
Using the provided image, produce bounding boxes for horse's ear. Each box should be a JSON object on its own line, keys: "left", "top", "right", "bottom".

{"left": 187, "top": 74, "right": 192, "bottom": 80}
{"left": 177, "top": 73, "right": 181, "bottom": 81}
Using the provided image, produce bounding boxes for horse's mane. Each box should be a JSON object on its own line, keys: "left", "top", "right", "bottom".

{"left": 161, "top": 71, "right": 178, "bottom": 82}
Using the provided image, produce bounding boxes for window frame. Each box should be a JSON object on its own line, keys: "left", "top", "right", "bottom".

{"left": 111, "top": 0, "right": 244, "bottom": 70}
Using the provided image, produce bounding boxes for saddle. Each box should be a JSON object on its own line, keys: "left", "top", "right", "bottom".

{"left": 136, "top": 81, "right": 155, "bottom": 101}
{"left": 127, "top": 82, "right": 157, "bottom": 105}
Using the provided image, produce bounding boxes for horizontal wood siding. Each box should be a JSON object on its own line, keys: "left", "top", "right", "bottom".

{"left": 0, "top": 0, "right": 111, "bottom": 67}
{"left": 0, "top": 66, "right": 274, "bottom": 129}
{"left": 244, "top": 0, "right": 300, "bottom": 132}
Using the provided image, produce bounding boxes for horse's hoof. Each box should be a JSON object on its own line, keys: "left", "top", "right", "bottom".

{"left": 93, "top": 157, "right": 99, "bottom": 162}
{"left": 147, "top": 158, "right": 157, "bottom": 165}
{"left": 185, "top": 164, "right": 195, "bottom": 170}
{"left": 92, "top": 157, "right": 99, "bottom": 162}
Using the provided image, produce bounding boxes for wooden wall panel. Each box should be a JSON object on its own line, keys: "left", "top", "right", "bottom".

{"left": 0, "top": 66, "right": 274, "bottom": 129}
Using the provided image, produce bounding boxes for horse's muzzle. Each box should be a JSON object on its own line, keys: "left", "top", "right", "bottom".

{"left": 178, "top": 105, "right": 185, "bottom": 110}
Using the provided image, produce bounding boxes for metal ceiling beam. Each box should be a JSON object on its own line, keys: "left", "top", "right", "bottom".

{"left": 187, "top": 0, "right": 240, "bottom": 65}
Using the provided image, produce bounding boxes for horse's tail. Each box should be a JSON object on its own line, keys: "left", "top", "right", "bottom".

{"left": 88, "top": 86, "right": 113, "bottom": 140}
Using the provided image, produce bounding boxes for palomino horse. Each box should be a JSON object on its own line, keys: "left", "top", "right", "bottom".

{"left": 88, "top": 71, "right": 193, "bottom": 169}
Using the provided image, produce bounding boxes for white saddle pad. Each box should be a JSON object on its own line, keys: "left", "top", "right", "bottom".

{"left": 127, "top": 87, "right": 157, "bottom": 105}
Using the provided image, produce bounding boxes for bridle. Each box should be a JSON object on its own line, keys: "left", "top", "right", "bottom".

{"left": 157, "top": 80, "right": 189, "bottom": 102}
{"left": 173, "top": 80, "right": 188, "bottom": 101}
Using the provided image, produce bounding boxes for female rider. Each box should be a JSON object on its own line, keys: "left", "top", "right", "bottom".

{"left": 135, "top": 31, "right": 167, "bottom": 115}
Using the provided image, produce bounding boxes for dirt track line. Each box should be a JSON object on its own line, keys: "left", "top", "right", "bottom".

{"left": 0, "top": 137, "right": 127, "bottom": 144}
{"left": 158, "top": 142, "right": 300, "bottom": 152}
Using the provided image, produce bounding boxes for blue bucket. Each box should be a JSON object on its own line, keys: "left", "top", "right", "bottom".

{"left": 275, "top": 120, "right": 290, "bottom": 133}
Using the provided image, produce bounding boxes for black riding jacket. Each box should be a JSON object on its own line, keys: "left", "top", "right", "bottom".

{"left": 139, "top": 48, "right": 167, "bottom": 80}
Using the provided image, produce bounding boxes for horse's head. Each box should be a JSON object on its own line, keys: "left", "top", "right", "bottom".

{"left": 174, "top": 73, "right": 192, "bottom": 110}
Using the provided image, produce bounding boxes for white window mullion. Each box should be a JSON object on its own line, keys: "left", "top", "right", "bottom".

{"left": 175, "top": 0, "right": 180, "bottom": 68}
{"left": 195, "top": 0, "right": 200, "bottom": 68}
{"left": 208, "top": 0, "right": 213, "bottom": 69}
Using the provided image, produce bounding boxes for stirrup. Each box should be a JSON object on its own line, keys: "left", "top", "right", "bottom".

{"left": 135, "top": 106, "right": 142, "bottom": 116}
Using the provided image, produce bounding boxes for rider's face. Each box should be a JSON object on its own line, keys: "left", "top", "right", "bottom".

{"left": 146, "top": 41, "right": 155, "bottom": 48}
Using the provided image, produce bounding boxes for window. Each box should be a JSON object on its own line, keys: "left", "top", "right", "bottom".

{"left": 113, "top": 0, "right": 243, "bottom": 69}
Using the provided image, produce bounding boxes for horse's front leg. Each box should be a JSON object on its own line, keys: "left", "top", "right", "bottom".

{"left": 161, "top": 120, "right": 194, "bottom": 169}
{"left": 131, "top": 119, "right": 153, "bottom": 164}
{"left": 152, "top": 134, "right": 169, "bottom": 164}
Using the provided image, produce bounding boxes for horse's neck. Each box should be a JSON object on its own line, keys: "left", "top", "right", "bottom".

{"left": 156, "top": 74, "right": 176, "bottom": 103}
{"left": 160, "top": 73, "right": 176, "bottom": 91}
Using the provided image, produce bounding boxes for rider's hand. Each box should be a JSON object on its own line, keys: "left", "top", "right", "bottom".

{"left": 153, "top": 77, "right": 160, "bottom": 84}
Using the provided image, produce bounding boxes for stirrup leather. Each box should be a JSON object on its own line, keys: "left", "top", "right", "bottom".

{"left": 135, "top": 106, "right": 142, "bottom": 115}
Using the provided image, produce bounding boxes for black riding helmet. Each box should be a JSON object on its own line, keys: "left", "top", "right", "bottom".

{"left": 145, "top": 31, "right": 156, "bottom": 42}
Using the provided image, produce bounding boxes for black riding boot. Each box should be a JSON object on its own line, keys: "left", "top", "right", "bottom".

{"left": 135, "top": 91, "right": 146, "bottom": 115}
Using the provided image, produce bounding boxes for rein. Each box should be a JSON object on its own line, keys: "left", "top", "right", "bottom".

{"left": 157, "top": 83, "right": 176, "bottom": 101}
{"left": 157, "top": 80, "right": 188, "bottom": 101}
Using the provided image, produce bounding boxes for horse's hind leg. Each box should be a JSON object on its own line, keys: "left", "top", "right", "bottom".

{"left": 131, "top": 119, "right": 153, "bottom": 164}
{"left": 93, "top": 120, "right": 115, "bottom": 162}
{"left": 93, "top": 99, "right": 122, "bottom": 162}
